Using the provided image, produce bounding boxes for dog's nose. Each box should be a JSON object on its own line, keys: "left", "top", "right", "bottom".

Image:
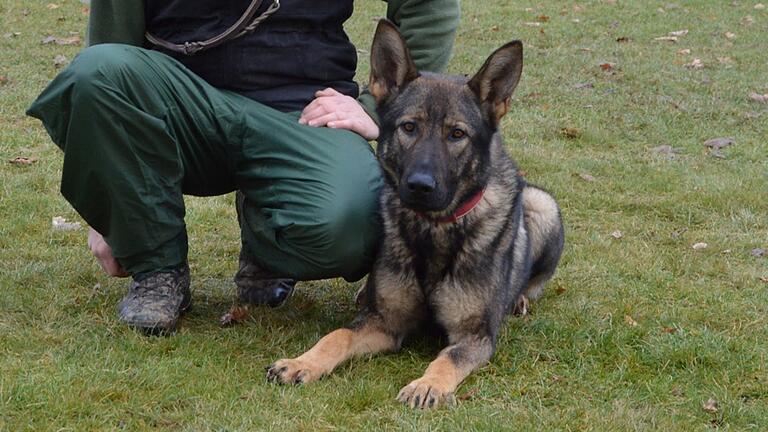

{"left": 406, "top": 172, "right": 436, "bottom": 195}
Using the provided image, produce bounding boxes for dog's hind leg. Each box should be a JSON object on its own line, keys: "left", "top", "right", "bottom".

{"left": 519, "top": 185, "right": 564, "bottom": 308}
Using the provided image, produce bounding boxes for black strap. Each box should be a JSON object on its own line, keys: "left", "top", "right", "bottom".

{"left": 145, "top": 0, "right": 281, "bottom": 56}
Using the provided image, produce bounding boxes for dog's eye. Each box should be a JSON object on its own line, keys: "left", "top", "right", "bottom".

{"left": 401, "top": 122, "right": 416, "bottom": 133}
{"left": 450, "top": 128, "right": 467, "bottom": 140}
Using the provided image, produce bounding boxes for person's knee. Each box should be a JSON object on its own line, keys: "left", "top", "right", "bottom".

{"left": 68, "top": 44, "right": 142, "bottom": 98}
{"left": 283, "top": 188, "right": 381, "bottom": 280}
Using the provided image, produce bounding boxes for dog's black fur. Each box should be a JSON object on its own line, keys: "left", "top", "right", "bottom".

{"left": 267, "top": 20, "right": 565, "bottom": 409}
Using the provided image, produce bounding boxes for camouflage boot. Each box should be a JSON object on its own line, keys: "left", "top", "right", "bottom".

{"left": 234, "top": 252, "right": 295, "bottom": 308}
{"left": 234, "top": 191, "right": 295, "bottom": 308}
{"left": 117, "top": 264, "right": 191, "bottom": 334}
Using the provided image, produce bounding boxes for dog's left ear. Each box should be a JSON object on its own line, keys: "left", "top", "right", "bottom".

{"left": 369, "top": 19, "right": 419, "bottom": 104}
{"left": 468, "top": 40, "right": 523, "bottom": 124}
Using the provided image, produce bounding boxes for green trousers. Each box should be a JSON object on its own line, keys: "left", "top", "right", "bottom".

{"left": 27, "top": 44, "right": 382, "bottom": 281}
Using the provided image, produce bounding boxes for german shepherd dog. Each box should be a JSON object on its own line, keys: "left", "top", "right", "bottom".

{"left": 266, "top": 20, "right": 564, "bottom": 409}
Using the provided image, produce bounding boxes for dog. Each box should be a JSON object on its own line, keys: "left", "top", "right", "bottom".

{"left": 266, "top": 19, "right": 564, "bottom": 409}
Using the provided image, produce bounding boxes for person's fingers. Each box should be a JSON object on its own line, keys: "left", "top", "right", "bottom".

{"left": 315, "top": 87, "right": 341, "bottom": 97}
{"left": 88, "top": 227, "right": 129, "bottom": 277}
{"left": 306, "top": 111, "right": 339, "bottom": 127}
{"left": 300, "top": 101, "right": 330, "bottom": 124}
{"left": 328, "top": 118, "right": 379, "bottom": 140}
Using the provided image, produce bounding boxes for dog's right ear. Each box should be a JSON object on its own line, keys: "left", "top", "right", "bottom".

{"left": 369, "top": 19, "right": 419, "bottom": 104}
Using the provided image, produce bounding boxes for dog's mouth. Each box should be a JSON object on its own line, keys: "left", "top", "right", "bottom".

{"left": 397, "top": 181, "right": 453, "bottom": 214}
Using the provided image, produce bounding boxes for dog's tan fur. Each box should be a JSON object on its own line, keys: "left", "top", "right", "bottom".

{"left": 267, "top": 20, "right": 564, "bottom": 409}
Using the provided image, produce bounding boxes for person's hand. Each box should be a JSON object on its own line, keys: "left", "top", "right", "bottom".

{"left": 87, "top": 227, "right": 129, "bottom": 277}
{"left": 299, "top": 88, "right": 379, "bottom": 140}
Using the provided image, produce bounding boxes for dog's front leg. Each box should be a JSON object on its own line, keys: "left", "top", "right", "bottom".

{"left": 266, "top": 316, "right": 399, "bottom": 384}
{"left": 397, "top": 335, "right": 494, "bottom": 409}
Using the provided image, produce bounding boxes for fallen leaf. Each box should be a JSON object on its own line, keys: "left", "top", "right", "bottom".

{"left": 749, "top": 92, "right": 768, "bottom": 103}
{"left": 53, "top": 54, "right": 68, "bottom": 67}
{"left": 574, "top": 82, "right": 594, "bottom": 90}
{"left": 684, "top": 58, "right": 704, "bottom": 68}
{"left": 703, "top": 137, "right": 735, "bottom": 150}
{"left": 651, "top": 145, "right": 679, "bottom": 155}
{"left": 671, "top": 227, "right": 688, "bottom": 238}
{"left": 47, "top": 3, "right": 60, "bottom": 9}
{"left": 655, "top": 36, "right": 678, "bottom": 42}
{"left": 490, "top": 25, "right": 499, "bottom": 32}
{"left": 742, "top": 15, "right": 755, "bottom": 25}
{"left": 760, "top": 277, "right": 768, "bottom": 283}
{"left": 692, "top": 242, "right": 708, "bottom": 250}
{"left": 751, "top": 248, "right": 766, "bottom": 257}
{"left": 0, "top": 76, "right": 8, "bottom": 85}
{"left": 669, "top": 29, "right": 689, "bottom": 36}
{"left": 517, "top": 169, "right": 528, "bottom": 177}
{"left": 702, "top": 398, "right": 719, "bottom": 413}
{"left": 677, "top": 48, "right": 692, "bottom": 55}
{"left": 578, "top": 173, "right": 595, "bottom": 182}
{"left": 555, "top": 285, "right": 566, "bottom": 295}
{"left": 718, "top": 56, "right": 734, "bottom": 65}
{"left": 537, "top": 15, "right": 551, "bottom": 22}
{"left": 219, "top": 305, "right": 251, "bottom": 326}
{"left": 573, "top": 4, "right": 586, "bottom": 12}
{"left": 42, "top": 35, "right": 81, "bottom": 46}
{"left": 52, "top": 216, "right": 82, "bottom": 231}
{"left": 709, "top": 150, "right": 727, "bottom": 159}
{"left": 8, "top": 156, "right": 37, "bottom": 165}
{"left": 616, "top": 36, "right": 631, "bottom": 43}
{"left": 624, "top": 315, "right": 638, "bottom": 327}
{"left": 611, "top": 230, "right": 623, "bottom": 239}
{"left": 755, "top": 3, "right": 766, "bottom": 9}
{"left": 599, "top": 62, "right": 616, "bottom": 71}
{"left": 725, "top": 31, "right": 737, "bottom": 39}
{"left": 560, "top": 127, "right": 582, "bottom": 138}
{"left": 661, "top": 326, "right": 677, "bottom": 334}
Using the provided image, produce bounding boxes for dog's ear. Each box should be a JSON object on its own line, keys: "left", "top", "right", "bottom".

{"left": 468, "top": 40, "right": 523, "bottom": 123}
{"left": 369, "top": 19, "right": 419, "bottom": 104}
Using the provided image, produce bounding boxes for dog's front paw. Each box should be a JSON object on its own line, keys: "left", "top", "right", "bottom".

{"left": 397, "top": 377, "right": 456, "bottom": 409}
{"left": 266, "top": 358, "right": 323, "bottom": 384}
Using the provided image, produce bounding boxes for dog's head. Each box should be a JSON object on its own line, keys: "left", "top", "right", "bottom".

{"left": 370, "top": 20, "right": 523, "bottom": 214}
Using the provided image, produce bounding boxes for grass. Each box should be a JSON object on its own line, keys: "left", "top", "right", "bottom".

{"left": 1, "top": 0, "right": 766, "bottom": 430}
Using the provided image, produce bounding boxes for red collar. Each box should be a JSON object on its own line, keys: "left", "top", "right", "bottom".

{"left": 416, "top": 188, "right": 486, "bottom": 224}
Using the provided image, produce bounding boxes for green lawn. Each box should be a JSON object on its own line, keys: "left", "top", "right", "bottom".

{"left": 1, "top": 0, "right": 766, "bottom": 430}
